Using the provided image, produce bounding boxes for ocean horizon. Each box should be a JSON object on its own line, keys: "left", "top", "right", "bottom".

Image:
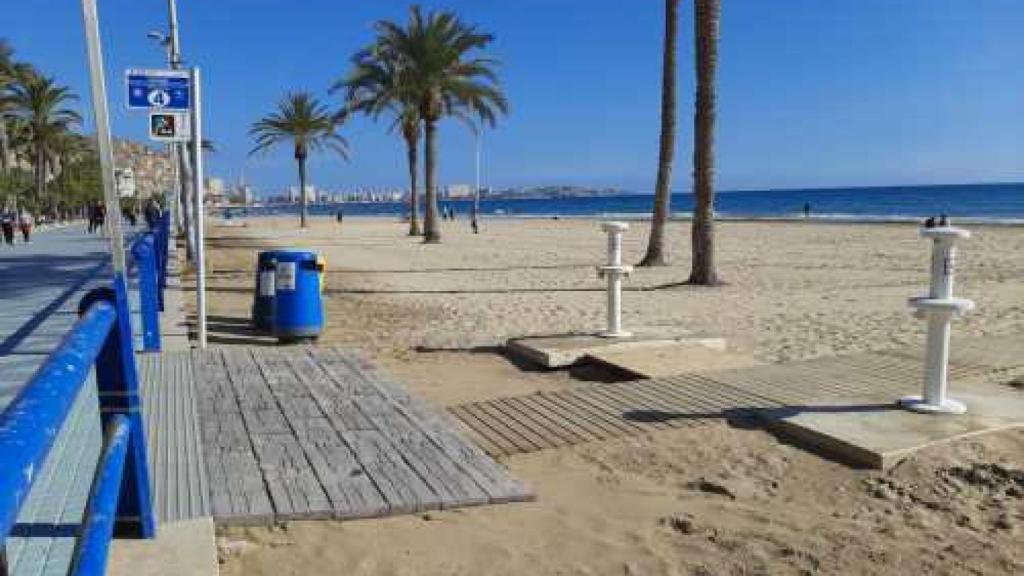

{"left": 232, "top": 182, "right": 1024, "bottom": 224}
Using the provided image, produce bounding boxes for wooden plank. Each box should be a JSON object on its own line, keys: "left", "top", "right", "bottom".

{"left": 373, "top": 409, "right": 490, "bottom": 508}
{"left": 247, "top": 433, "right": 333, "bottom": 520}
{"left": 447, "top": 404, "right": 516, "bottom": 457}
{"left": 505, "top": 395, "right": 593, "bottom": 444}
{"left": 449, "top": 403, "right": 526, "bottom": 455}
{"left": 616, "top": 377, "right": 736, "bottom": 418}
{"left": 341, "top": 430, "right": 443, "bottom": 514}
{"left": 267, "top": 350, "right": 390, "bottom": 519}
{"left": 515, "top": 393, "right": 610, "bottom": 442}
{"left": 586, "top": 384, "right": 693, "bottom": 429}
{"left": 464, "top": 401, "right": 541, "bottom": 453}
{"left": 479, "top": 399, "right": 564, "bottom": 450}
{"left": 316, "top": 348, "right": 531, "bottom": 502}
{"left": 540, "top": 391, "right": 645, "bottom": 436}
{"left": 196, "top": 349, "right": 275, "bottom": 522}
{"left": 573, "top": 387, "right": 674, "bottom": 430}
{"left": 228, "top": 349, "right": 333, "bottom": 520}
{"left": 345, "top": 390, "right": 490, "bottom": 505}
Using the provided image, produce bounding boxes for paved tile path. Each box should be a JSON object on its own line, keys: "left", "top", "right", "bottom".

{"left": 193, "top": 346, "right": 533, "bottom": 523}
{"left": 449, "top": 334, "right": 1024, "bottom": 458}
{"left": 0, "top": 224, "right": 149, "bottom": 576}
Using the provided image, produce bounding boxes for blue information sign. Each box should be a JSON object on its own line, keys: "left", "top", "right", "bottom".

{"left": 126, "top": 69, "right": 191, "bottom": 111}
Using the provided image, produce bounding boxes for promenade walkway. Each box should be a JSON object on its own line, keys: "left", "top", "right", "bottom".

{"left": 0, "top": 224, "right": 140, "bottom": 576}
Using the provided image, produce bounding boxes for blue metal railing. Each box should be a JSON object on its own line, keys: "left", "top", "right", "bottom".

{"left": 0, "top": 214, "right": 171, "bottom": 576}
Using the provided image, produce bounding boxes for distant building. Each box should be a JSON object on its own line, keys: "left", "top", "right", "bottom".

{"left": 112, "top": 139, "right": 173, "bottom": 200}
{"left": 446, "top": 184, "right": 472, "bottom": 199}
{"left": 205, "top": 177, "right": 226, "bottom": 205}
{"left": 115, "top": 168, "right": 136, "bottom": 198}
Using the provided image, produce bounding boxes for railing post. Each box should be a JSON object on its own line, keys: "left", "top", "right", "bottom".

{"left": 78, "top": 285, "right": 156, "bottom": 539}
{"left": 155, "top": 215, "right": 169, "bottom": 312}
{"left": 131, "top": 235, "right": 162, "bottom": 352}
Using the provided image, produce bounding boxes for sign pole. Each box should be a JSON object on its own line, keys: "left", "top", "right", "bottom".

{"left": 189, "top": 67, "right": 207, "bottom": 348}
{"left": 81, "top": 0, "right": 125, "bottom": 275}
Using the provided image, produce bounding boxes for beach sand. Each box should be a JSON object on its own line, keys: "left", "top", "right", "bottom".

{"left": 194, "top": 216, "right": 1024, "bottom": 575}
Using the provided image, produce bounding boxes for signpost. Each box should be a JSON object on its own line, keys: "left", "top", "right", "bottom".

{"left": 148, "top": 111, "right": 190, "bottom": 142}
{"left": 125, "top": 69, "right": 191, "bottom": 111}
{"left": 189, "top": 68, "right": 207, "bottom": 348}
{"left": 125, "top": 66, "right": 206, "bottom": 348}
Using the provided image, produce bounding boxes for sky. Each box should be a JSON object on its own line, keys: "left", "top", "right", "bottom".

{"left": 2, "top": 1, "right": 1022, "bottom": 195}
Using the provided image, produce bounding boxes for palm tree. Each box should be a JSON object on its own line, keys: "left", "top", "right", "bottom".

{"left": 249, "top": 92, "right": 347, "bottom": 228}
{"left": 639, "top": 0, "right": 679, "bottom": 267}
{"left": 4, "top": 70, "right": 80, "bottom": 207}
{"left": 373, "top": 6, "right": 507, "bottom": 243}
{"left": 334, "top": 48, "right": 423, "bottom": 236}
{"left": 688, "top": 0, "right": 721, "bottom": 285}
{"left": 1, "top": 39, "right": 18, "bottom": 176}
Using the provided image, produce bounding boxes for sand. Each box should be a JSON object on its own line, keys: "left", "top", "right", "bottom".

{"left": 192, "top": 215, "right": 1024, "bottom": 575}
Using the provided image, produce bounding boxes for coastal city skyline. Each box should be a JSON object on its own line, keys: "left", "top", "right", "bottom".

{"left": 2, "top": 0, "right": 1021, "bottom": 193}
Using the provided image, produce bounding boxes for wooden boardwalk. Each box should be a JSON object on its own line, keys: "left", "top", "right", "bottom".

{"left": 194, "top": 347, "right": 532, "bottom": 523}
{"left": 450, "top": 335, "right": 1024, "bottom": 458}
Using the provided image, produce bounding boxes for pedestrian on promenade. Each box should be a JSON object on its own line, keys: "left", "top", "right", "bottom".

{"left": 1, "top": 212, "right": 15, "bottom": 246}
{"left": 88, "top": 202, "right": 98, "bottom": 233}
{"left": 89, "top": 203, "right": 106, "bottom": 236}
{"left": 17, "top": 210, "right": 32, "bottom": 243}
{"left": 144, "top": 199, "right": 162, "bottom": 230}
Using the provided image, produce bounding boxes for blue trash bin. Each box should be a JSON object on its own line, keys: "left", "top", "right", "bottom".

{"left": 272, "top": 250, "right": 324, "bottom": 340}
{"left": 252, "top": 250, "right": 283, "bottom": 331}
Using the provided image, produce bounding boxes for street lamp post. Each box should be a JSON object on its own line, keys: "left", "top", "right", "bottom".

{"left": 146, "top": 30, "right": 178, "bottom": 251}
{"left": 472, "top": 129, "right": 481, "bottom": 233}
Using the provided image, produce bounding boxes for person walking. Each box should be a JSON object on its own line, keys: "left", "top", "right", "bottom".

{"left": 88, "top": 202, "right": 98, "bottom": 233}
{"left": 1, "top": 212, "right": 15, "bottom": 246}
{"left": 144, "top": 199, "right": 162, "bottom": 230}
{"left": 17, "top": 210, "right": 32, "bottom": 243}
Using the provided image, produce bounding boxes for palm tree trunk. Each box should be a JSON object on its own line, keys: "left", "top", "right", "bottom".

{"left": 405, "top": 133, "right": 422, "bottom": 236}
{"left": 298, "top": 154, "right": 309, "bottom": 229}
{"left": 423, "top": 119, "right": 441, "bottom": 244}
{"left": 640, "top": 0, "right": 679, "bottom": 267}
{"left": 688, "top": 0, "right": 720, "bottom": 286}
{"left": 0, "top": 119, "right": 9, "bottom": 175}
{"left": 34, "top": 146, "right": 45, "bottom": 208}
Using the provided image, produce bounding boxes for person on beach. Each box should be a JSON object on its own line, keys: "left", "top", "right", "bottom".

{"left": 17, "top": 210, "right": 32, "bottom": 243}
{"left": 335, "top": 209, "right": 344, "bottom": 224}
{"left": 803, "top": 202, "right": 811, "bottom": 218}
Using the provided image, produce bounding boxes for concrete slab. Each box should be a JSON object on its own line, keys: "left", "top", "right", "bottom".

{"left": 760, "top": 382, "right": 1024, "bottom": 469}
{"left": 506, "top": 329, "right": 721, "bottom": 369}
{"left": 586, "top": 342, "right": 763, "bottom": 378}
{"left": 107, "top": 517, "right": 219, "bottom": 576}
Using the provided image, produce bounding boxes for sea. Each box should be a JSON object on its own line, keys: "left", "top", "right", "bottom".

{"left": 228, "top": 182, "right": 1024, "bottom": 224}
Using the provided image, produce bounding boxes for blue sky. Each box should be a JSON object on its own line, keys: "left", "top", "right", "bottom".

{"left": 2, "top": 1, "right": 1022, "bottom": 194}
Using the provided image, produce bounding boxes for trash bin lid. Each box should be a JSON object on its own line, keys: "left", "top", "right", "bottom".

{"left": 272, "top": 249, "right": 319, "bottom": 262}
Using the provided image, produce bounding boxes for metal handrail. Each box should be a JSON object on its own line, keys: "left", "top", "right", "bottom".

{"left": 0, "top": 303, "right": 117, "bottom": 540}
{"left": 0, "top": 217, "right": 171, "bottom": 575}
{"left": 68, "top": 414, "right": 131, "bottom": 576}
